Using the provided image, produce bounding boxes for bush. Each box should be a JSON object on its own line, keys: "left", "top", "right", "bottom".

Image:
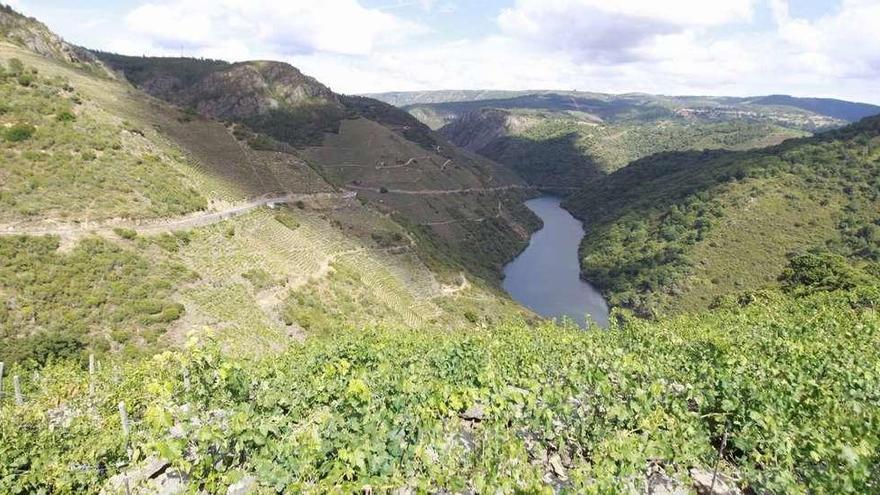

{"left": 241, "top": 268, "right": 277, "bottom": 290}
{"left": 371, "top": 231, "right": 404, "bottom": 248}
{"left": 17, "top": 73, "right": 34, "bottom": 87}
{"left": 2, "top": 332, "right": 86, "bottom": 366}
{"left": 7, "top": 57, "right": 24, "bottom": 75}
{"left": 113, "top": 227, "right": 138, "bottom": 240}
{"left": 4, "top": 123, "right": 36, "bottom": 142}
{"left": 56, "top": 110, "right": 77, "bottom": 122}
{"left": 779, "top": 251, "right": 873, "bottom": 294}
{"left": 247, "top": 134, "right": 275, "bottom": 151}
{"left": 273, "top": 213, "right": 299, "bottom": 231}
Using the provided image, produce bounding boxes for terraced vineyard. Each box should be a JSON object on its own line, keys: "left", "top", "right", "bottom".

{"left": 163, "top": 204, "right": 485, "bottom": 347}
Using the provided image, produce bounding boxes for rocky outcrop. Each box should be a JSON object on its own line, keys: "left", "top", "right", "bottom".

{"left": 121, "top": 59, "right": 341, "bottom": 122}
{"left": 0, "top": 5, "right": 113, "bottom": 77}
{"left": 439, "top": 108, "right": 539, "bottom": 153}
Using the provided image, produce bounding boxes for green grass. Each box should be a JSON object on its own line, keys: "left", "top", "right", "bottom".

{"left": 1, "top": 284, "right": 877, "bottom": 493}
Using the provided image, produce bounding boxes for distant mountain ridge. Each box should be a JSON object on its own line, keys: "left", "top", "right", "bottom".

{"left": 368, "top": 89, "right": 880, "bottom": 129}
{"left": 365, "top": 89, "right": 880, "bottom": 190}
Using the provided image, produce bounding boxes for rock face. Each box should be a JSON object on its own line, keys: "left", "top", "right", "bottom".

{"left": 439, "top": 109, "right": 539, "bottom": 153}
{"left": 148, "top": 61, "right": 341, "bottom": 121}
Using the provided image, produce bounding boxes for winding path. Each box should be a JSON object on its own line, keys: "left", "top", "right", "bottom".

{"left": 345, "top": 184, "right": 533, "bottom": 195}
{"left": 0, "top": 191, "right": 356, "bottom": 237}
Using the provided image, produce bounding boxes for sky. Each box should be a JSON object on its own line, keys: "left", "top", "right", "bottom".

{"left": 7, "top": 0, "right": 880, "bottom": 103}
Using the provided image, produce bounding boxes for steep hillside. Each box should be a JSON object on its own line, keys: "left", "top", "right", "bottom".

{"left": 564, "top": 115, "right": 880, "bottom": 316}
{"left": 0, "top": 8, "right": 529, "bottom": 366}
{"left": 99, "top": 54, "right": 539, "bottom": 279}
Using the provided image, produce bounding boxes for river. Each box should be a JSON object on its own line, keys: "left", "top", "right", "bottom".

{"left": 502, "top": 196, "right": 610, "bottom": 328}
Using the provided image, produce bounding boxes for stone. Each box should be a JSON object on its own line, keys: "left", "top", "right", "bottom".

{"left": 645, "top": 471, "right": 688, "bottom": 495}
{"left": 548, "top": 454, "right": 568, "bottom": 481}
{"left": 227, "top": 475, "right": 257, "bottom": 495}
{"left": 47, "top": 405, "right": 80, "bottom": 431}
{"left": 689, "top": 468, "right": 741, "bottom": 495}
{"left": 148, "top": 469, "right": 187, "bottom": 495}
{"left": 101, "top": 457, "right": 175, "bottom": 495}
{"left": 459, "top": 404, "right": 486, "bottom": 421}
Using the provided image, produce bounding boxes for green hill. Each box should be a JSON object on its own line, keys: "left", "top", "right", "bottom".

{"left": 369, "top": 90, "right": 879, "bottom": 189}
{"left": 97, "top": 53, "right": 539, "bottom": 280}
{"left": 0, "top": 7, "right": 530, "bottom": 366}
{"left": 564, "top": 115, "right": 880, "bottom": 316}
{"left": 370, "top": 90, "right": 880, "bottom": 131}
{"left": 440, "top": 108, "right": 807, "bottom": 188}
{"left": 2, "top": 7, "right": 879, "bottom": 494}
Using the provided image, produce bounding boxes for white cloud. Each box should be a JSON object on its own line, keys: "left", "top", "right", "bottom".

{"left": 772, "top": 0, "right": 880, "bottom": 80}
{"left": 497, "top": 0, "right": 756, "bottom": 62}
{"left": 123, "top": 0, "right": 427, "bottom": 56}
{"left": 22, "top": 0, "right": 880, "bottom": 104}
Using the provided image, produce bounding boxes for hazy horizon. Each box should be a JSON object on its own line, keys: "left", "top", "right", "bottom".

{"left": 8, "top": 0, "right": 880, "bottom": 104}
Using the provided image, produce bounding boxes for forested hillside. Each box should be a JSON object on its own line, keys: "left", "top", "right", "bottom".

{"left": 565, "top": 115, "right": 880, "bottom": 316}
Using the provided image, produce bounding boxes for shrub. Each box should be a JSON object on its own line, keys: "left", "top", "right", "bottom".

{"left": 779, "top": 251, "right": 873, "bottom": 294}
{"left": 153, "top": 231, "right": 191, "bottom": 252}
{"left": 274, "top": 213, "right": 299, "bottom": 231}
{"left": 113, "top": 227, "right": 138, "bottom": 240}
{"left": 56, "top": 110, "right": 77, "bottom": 122}
{"left": 371, "top": 231, "right": 404, "bottom": 248}
{"left": 2, "top": 332, "right": 86, "bottom": 366}
{"left": 17, "top": 73, "right": 33, "bottom": 87}
{"left": 247, "top": 134, "right": 275, "bottom": 151}
{"left": 7, "top": 57, "right": 24, "bottom": 75}
{"left": 4, "top": 123, "right": 36, "bottom": 142}
{"left": 241, "top": 268, "right": 277, "bottom": 290}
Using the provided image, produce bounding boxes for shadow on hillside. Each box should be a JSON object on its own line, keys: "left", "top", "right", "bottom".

{"left": 478, "top": 132, "right": 604, "bottom": 189}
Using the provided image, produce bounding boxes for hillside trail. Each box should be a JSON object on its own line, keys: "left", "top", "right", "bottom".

{"left": 0, "top": 191, "right": 355, "bottom": 238}
{"left": 344, "top": 184, "right": 534, "bottom": 195}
